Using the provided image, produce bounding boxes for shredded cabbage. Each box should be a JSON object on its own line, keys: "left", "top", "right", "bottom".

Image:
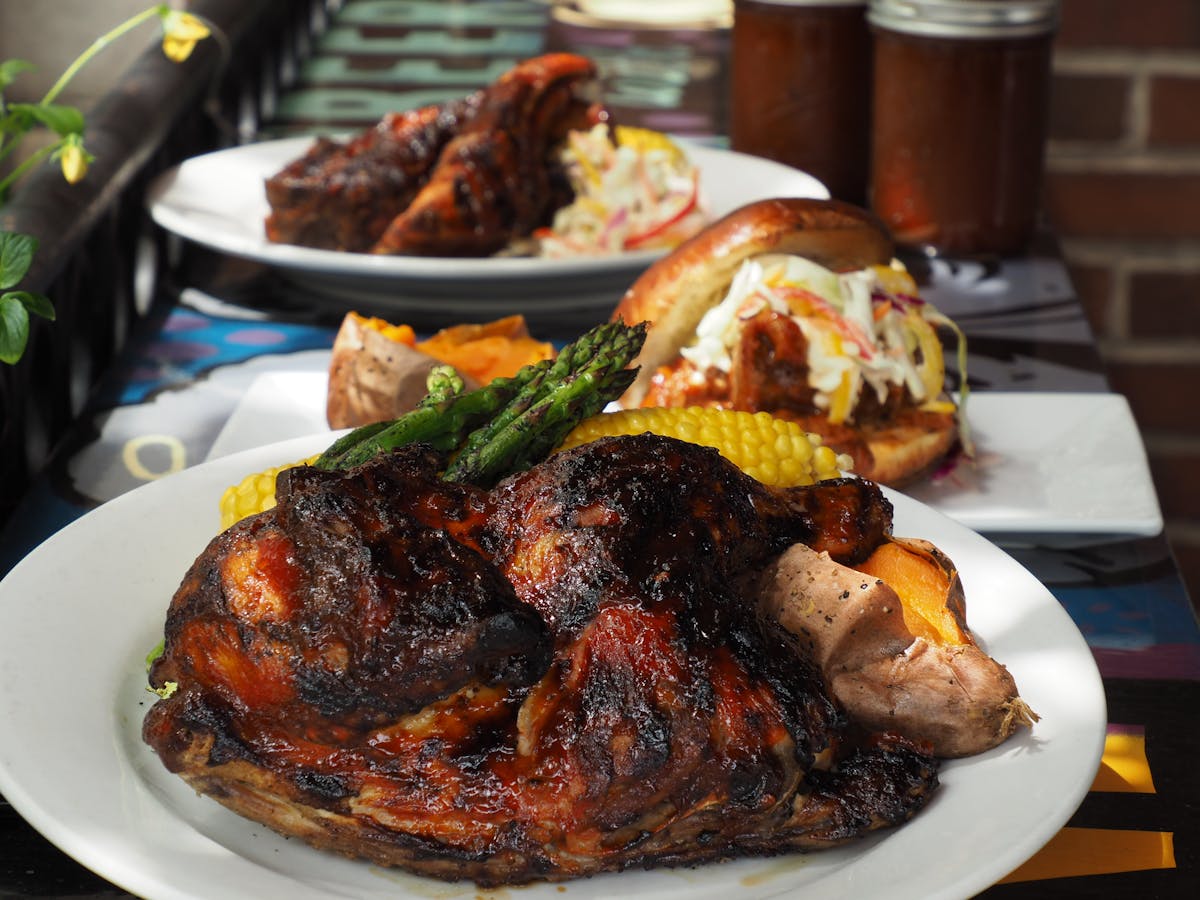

{"left": 679, "top": 256, "right": 967, "bottom": 430}
{"left": 534, "top": 124, "right": 709, "bottom": 258}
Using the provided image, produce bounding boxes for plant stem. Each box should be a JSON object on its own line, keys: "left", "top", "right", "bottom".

{"left": 0, "top": 140, "right": 61, "bottom": 202}
{"left": 40, "top": 5, "right": 166, "bottom": 106}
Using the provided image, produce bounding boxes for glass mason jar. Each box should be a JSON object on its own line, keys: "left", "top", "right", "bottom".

{"left": 868, "top": 0, "right": 1059, "bottom": 256}
{"left": 730, "top": 0, "right": 871, "bottom": 204}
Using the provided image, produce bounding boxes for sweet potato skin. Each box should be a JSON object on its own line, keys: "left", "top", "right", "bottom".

{"left": 759, "top": 541, "right": 1035, "bottom": 758}
{"left": 326, "top": 313, "right": 552, "bottom": 430}
{"left": 327, "top": 313, "right": 474, "bottom": 430}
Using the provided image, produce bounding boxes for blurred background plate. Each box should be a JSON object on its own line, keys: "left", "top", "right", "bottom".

{"left": 146, "top": 136, "right": 827, "bottom": 322}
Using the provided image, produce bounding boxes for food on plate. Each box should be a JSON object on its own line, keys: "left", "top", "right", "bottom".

{"left": 219, "top": 455, "right": 316, "bottom": 530}
{"left": 264, "top": 53, "right": 708, "bottom": 260}
{"left": 265, "top": 53, "right": 607, "bottom": 256}
{"left": 611, "top": 196, "right": 969, "bottom": 486}
{"left": 557, "top": 405, "right": 846, "bottom": 487}
{"left": 145, "top": 321, "right": 1032, "bottom": 886}
{"left": 145, "top": 433, "right": 939, "bottom": 885}
{"left": 221, "top": 405, "right": 848, "bottom": 530}
{"left": 321, "top": 320, "right": 643, "bottom": 481}
{"left": 759, "top": 538, "right": 1037, "bottom": 758}
{"left": 327, "top": 312, "right": 554, "bottom": 429}
{"left": 526, "top": 123, "right": 709, "bottom": 257}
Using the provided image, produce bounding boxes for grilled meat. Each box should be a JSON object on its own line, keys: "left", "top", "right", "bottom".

{"left": 372, "top": 52, "right": 605, "bottom": 257}
{"left": 262, "top": 53, "right": 606, "bottom": 256}
{"left": 144, "top": 435, "right": 937, "bottom": 886}
{"left": 263, "top": 96, "right": 480, "bottom": 252}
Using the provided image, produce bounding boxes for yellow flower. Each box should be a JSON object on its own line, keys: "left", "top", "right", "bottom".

{"left": 58, "top": 137, "right": 90, "bottom": 185}
{"left": 160, "top": 11, "right": 211, "bottom": 63}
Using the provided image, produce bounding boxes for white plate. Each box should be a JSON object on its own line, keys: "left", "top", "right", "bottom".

{"left": 208, "top": 373, "right": 1164, "bottom": 537}
{"left": 145, "top": 136, "right": 828, "bottom": 313}
{"left": 0, "top": 433, "right": 1105, "bottom": 900}
{"left": 905, "top": 392, "right": 1163, "bottom": 537}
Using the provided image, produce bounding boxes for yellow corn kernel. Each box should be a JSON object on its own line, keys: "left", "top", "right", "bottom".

{"left": 218, "top": 456, "right": 318, "bottom": 530}
{"left": 556, "top": 408, "right": 846, "bottom": 487}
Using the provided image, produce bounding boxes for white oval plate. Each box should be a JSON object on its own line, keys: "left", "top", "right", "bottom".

{"left": 145, "top": 137, "right": 828, "bottom": 313}
{"left": 0, "top": 434, "right": 1105, "bottom": 900}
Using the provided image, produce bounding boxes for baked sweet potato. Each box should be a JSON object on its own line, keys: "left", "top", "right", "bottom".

{"left": 327, "top": 313, "right": 464, "bottom": 429}
{"left": 326, "top": 313, "right": 554, "bottom": 429}
{"left": 758, "top": 537, "right": 1037, "bottom": 757}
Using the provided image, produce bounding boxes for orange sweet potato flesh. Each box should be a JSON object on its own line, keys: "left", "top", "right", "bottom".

{"left": 415, "top": 315, "right": 554, "bottom": 386}
{"left": 326, "top": 313, "right": 555, "bottom": 429}
{"left": 854, "top": 538, "right": 969, "bottom": 646}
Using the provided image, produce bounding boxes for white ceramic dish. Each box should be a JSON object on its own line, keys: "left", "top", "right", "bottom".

{"left": 0, "top": 433, "right": 1105, "bottom": 900}
{"left": 145, "top": 136, "right": 827, "bottom": 313}
{"left": 208, "top": 373, "right": 1163, "bottom": 537}
{"left": 905, "top": 391, "right": 1162, "bottom": 537}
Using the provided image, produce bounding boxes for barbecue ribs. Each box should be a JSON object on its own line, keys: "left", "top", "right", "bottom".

{"left": 263, "top": 53, "right": 607, "bottom": 256}
{"left": 144, "top": 435, "right": 938, "bottom": 885}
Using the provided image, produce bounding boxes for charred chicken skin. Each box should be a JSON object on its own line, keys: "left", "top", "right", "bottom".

{"left": 263, "top": 53, "right": 607, "bottom": 256}
{"left": 144, "top": 436, "right": 937, "bottom": 886}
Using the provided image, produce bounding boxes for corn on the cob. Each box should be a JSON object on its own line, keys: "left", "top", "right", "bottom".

{"left": 557, "top": 407, "right": 846, "bottom": 487}
{"left": 218, "top": 409, "right": 845, "bottom": 531}
{"left": 219, "top": 456, "right": 317, "bottom": 530}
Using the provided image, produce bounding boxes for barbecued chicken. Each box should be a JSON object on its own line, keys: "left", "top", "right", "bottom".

{"left": 263, "top": 96, "right": 480, "bottom": 252}
{"left": 144, "top": 435, "right": 938, "bottom": 886}
{"left": 263, "top": 53, "right": 607, "bottom": 256}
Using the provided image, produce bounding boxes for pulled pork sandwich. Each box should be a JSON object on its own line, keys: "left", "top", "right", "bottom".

{"left": 612, "top": 197, "right": 968, "bottom": 486}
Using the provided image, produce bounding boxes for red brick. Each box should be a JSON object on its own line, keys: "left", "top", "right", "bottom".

{"left": 1107, "top": 361, "right": 1200, "bottom": 433}
{"left": 1148, "top": 76, "right": 1200, "bottom": 147}
{"left": 1058, "top": 0, "right": 1200, "bottom": 50}
{"left": 1064, "top": 260, "right": 1117, "bottom": 335}
{"left": 1128, "top": 270, "right": 1200, "bottom": 338}
{"left": 1146, "top": 448, "right": 1200, "bottom": 517}
{"left": 1044, "top": 171, "right": 1200, "bottom": 239}
{"left": 1049, "top": 73, "right": 1130, "bottom": 143}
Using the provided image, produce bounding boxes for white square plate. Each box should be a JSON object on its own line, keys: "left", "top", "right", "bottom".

{"left": 905, "top": 392, "right": 1162, "bottom": 537}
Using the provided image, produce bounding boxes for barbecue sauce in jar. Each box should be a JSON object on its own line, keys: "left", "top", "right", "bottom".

{"left": 868, "top": 0, "right": 1059, "bottom": 256}
{"left": 730, "top": 1, "right": 871, "bottom": 204}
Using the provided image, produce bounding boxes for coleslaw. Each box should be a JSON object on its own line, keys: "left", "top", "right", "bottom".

{"left": 534, "top": 124, "right": 709, "bottom": 258}
{"left": 680, "top": 255, "right": 969, "bottom": 432}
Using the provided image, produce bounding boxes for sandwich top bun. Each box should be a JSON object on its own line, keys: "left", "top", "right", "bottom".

{"left": 611, "top": 197, "right": 964, "bottom": 487}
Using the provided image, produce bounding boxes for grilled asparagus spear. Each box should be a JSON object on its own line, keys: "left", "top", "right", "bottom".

{"left": 314, "top": 321, "right": 646, "bottom": 483}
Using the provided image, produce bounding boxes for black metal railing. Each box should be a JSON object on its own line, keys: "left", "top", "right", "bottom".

{"left": 0, "top": 0, "right": 338, "bottom": 528}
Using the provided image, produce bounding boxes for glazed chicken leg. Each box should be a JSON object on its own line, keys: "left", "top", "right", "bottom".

{"left": 144, "top": 435, "right": 936, "bottom": 885}
{"left": 262, "top": 53, "right": 607, "bottom": 256}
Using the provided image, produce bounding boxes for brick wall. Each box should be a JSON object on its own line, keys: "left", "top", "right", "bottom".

{"left": 1048, "top": 0, "right": 1200, "bottom": 602}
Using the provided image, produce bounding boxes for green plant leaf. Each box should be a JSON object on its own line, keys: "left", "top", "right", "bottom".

{"left": 0, "top": 232, "right": 37, "bottom": 290}
{"left": 0, "top": 293, "right": 32, "bottom": 364}
{"left": 22, "top": 102, "right": 85, "bottom": 137}
{"left": 0, "top": 59, "right": 35, "bottom": 92}
{"left": 9, "top": 290, "right": 54, "bottom": 321}
{"left": 0, "top": 105, "right": 35, "bottom": 135}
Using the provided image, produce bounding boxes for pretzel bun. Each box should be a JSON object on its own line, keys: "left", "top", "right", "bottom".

{"left": 614, "top": 198, "right": 895, "bottom": 404}
{"left": 611, "top": 197, "right": 958, "bottom": 487}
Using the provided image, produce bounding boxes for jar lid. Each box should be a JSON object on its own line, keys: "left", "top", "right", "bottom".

{"left": 868, "top": 0, "right": 1059, "bottom": 38}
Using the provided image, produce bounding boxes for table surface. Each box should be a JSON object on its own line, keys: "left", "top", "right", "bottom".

{"left": 2, "top": 1, "right": 1198, "bottom": 897}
